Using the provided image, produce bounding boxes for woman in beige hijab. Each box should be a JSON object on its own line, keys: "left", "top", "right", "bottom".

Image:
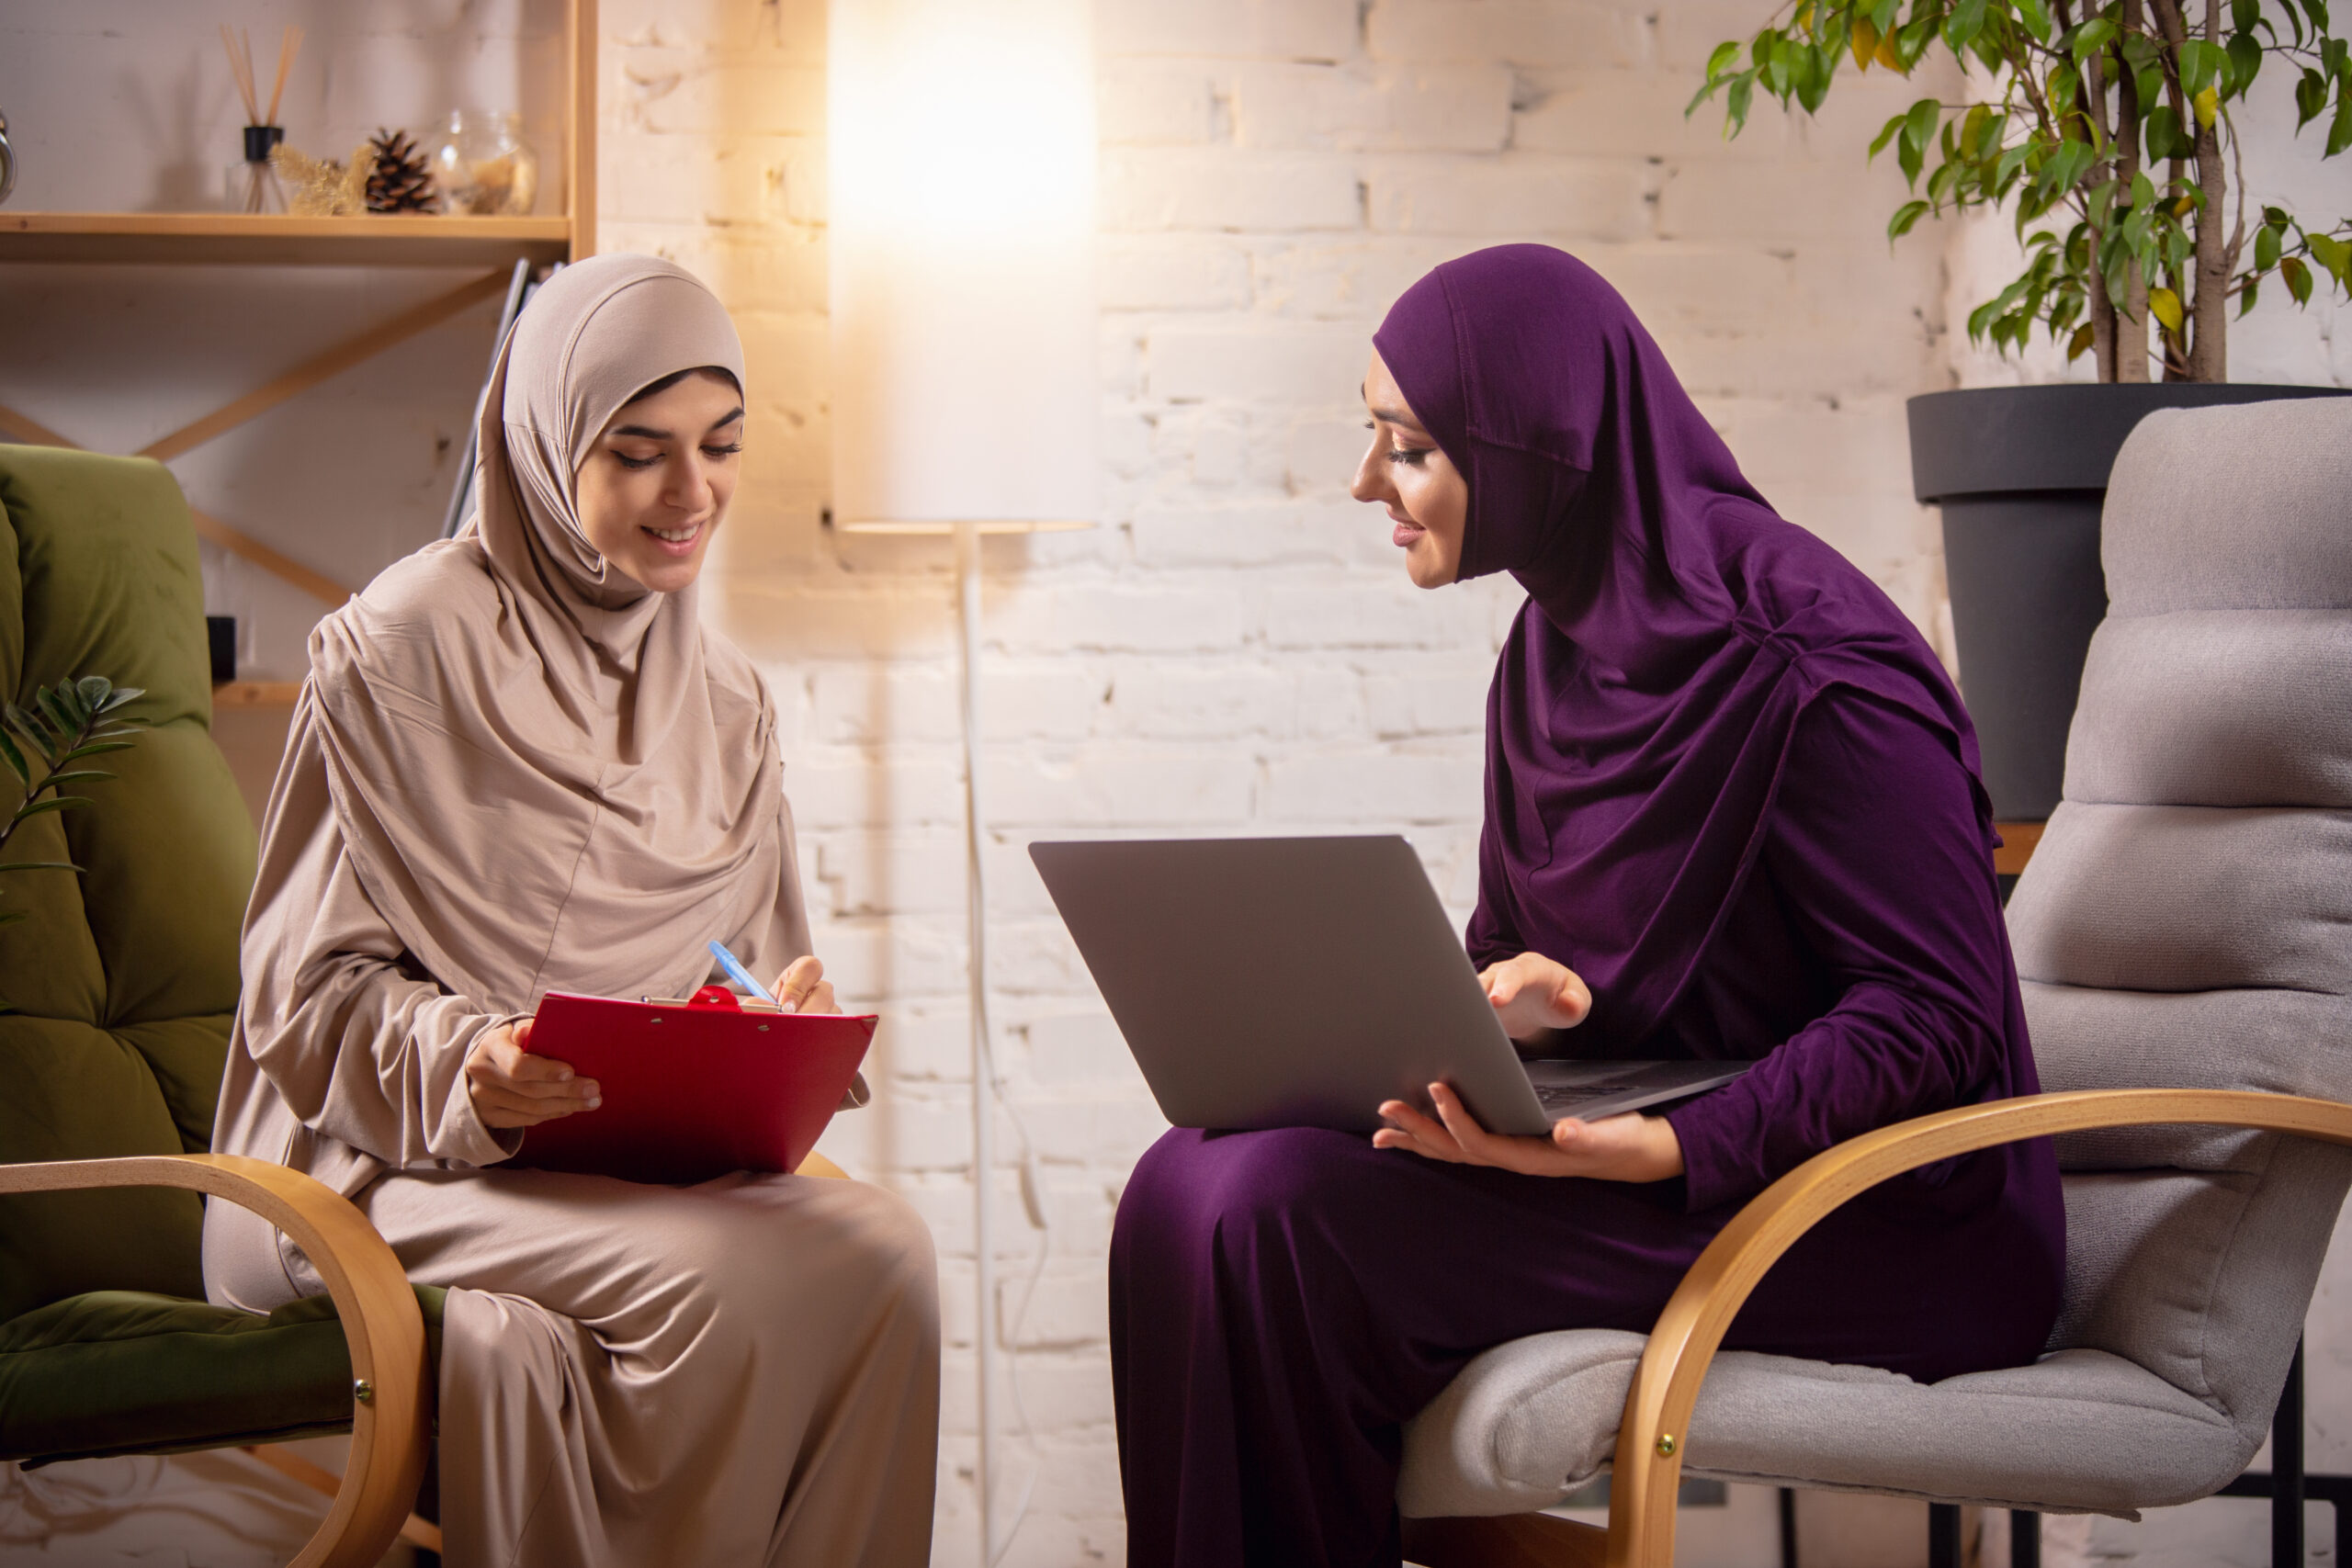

{"left": 204, "top": 254, "right": 940, "bottom": 1567}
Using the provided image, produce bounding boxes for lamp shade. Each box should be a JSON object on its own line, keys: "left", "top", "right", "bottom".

{"left": 828, "top": 0, "right": 1099, "bottom": 531}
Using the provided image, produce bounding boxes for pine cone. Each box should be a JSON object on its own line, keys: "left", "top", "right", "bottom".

{"left": 364, "top": 128, "right": 436, "bottom": 214}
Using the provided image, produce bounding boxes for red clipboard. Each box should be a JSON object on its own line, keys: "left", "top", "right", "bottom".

{"left": 511, "top": 986, "right": 876, "bottom": 1184}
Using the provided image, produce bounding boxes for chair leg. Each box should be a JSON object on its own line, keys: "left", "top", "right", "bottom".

{"left": 1928, "top": 1501, "right": 1962, "bottom": 1568}
{"left": 1778, "top": 1486, "right": 1799, "bottom": 1568}
{"left": 2275, "top": 1339, "right": 2306, "bottom": 1568}
{"left": 2010, "top": 1509, "right": 2041, "bottom": 1568}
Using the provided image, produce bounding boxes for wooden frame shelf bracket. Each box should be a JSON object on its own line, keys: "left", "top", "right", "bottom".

{"left": 0, "top": 266, "right": 511, "bottom": 607}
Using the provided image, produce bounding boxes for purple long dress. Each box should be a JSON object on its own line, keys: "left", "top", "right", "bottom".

{"left": 1108, "top": 246, "right": 2066, "bottom": 1568}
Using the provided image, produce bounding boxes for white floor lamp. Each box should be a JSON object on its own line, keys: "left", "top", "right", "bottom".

{"left": 827, "top": 3, "right": 1098, "bottom": 1561}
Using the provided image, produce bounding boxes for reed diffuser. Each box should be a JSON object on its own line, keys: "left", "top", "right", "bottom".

{"left": 222, "top": 24, "right": 300, "bottom": 214}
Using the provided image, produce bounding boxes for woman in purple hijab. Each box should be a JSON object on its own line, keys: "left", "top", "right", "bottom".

{"left": 1108, "top": 245, "right": 2065, "bottom": 1567}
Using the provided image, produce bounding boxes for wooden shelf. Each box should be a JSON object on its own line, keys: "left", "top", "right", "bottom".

{"left": 0, "top": 213, "right": 572, "bottom": 268}
{"left": 213, "top": 681, "right": 304, "bottom": 709}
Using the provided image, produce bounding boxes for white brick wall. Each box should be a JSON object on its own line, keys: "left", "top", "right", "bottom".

{"left": 14, "top": 3, "right": 2341, "bottom": 1565}
{"left": 596, "top": 4, "right": 1963, "bottom": 1561}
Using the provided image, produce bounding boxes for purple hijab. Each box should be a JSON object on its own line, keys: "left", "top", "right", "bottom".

{"left": 1374, "top": 244, "right": 1994, "bottom": 1052}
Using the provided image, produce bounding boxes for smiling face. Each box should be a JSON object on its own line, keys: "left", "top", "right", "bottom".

{"left": 572, "top": 368, "right": 745, "bottom": 595}
{"left": 1351, "top": 348, "right": 1468, "bottom": 589}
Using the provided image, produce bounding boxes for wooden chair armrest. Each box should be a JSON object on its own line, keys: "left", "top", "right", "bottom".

{"left": 1604, "top": 1088, "right": 2352, "bottom": 1568}
{"left": 0, "top": 1153, "right": 429, "bottom": 1568}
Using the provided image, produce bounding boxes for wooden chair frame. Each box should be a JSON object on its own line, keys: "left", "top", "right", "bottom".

{"left": 1401, "top": 1088, "right": 2352, "bottom": 1568}
{"left": 0, "top": 1147, "right": 849, "bottom": 1565}
{"left": 0, "top": 1153, "right": 430, "bottom": 1568}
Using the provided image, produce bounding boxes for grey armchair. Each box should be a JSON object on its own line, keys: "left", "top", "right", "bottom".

{"left": 1395, "top": 396, "right": 2352, "bottom": 1568}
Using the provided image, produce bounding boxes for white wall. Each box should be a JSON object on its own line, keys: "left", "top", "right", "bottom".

{"left": 3, "top": 2, "right": 2346, "bottom": 1564}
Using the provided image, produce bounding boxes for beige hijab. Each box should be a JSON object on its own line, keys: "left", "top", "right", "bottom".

{"left": 302, "top": 254, "right": 784, "bottom": 1011}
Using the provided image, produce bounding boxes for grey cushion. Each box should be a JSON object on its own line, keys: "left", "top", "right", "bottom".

{"left": 2099, "top": 400, "right": 2352, "bottom": 615}
{"left": 2064, "top": 612, "right": 2352, "bottom": 809}
{"left": 2007, "top": 805, "right": 2352, "bottom": 996}
{"left": 1398, "top": 397, "right": 2352, "bottom": 1523}
{"left": 1399, "top": 1333, "right": 2234, "bottom": 1520}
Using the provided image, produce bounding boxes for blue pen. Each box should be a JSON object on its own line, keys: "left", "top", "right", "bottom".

{"left": 707, "top": 939, "right": 783, "bottom": 1009}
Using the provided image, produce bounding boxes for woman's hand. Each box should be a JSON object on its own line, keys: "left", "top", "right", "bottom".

{"left": 1479, "top": 952, "right": 1592, "bottom": 1043}
{"left": 771, "top": 954, "right": 839, "bottom": 1015}
{"left": 465, "top": 1020, "right": 600, "bottom": 1129}
{"left": 1374, "top": 1082, "right": 1684, "bottom": 1182}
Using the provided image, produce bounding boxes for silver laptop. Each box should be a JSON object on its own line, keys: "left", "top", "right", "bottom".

{"left": 1027, "top": 835, "right": 1747, "bottom": 1136}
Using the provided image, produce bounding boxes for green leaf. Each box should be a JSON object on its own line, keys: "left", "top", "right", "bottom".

{"left": 1797, "top": 45, "right": 1833, "bottom": 113}
{"left": 1946, "top": 0, "right": 1989, "bottom": 51}
{"left": 1705, "top": 39, "right": 1742, "bottom": 81}
{"left": 1889, "top": 197, "right": 1934, "bottom": 239}
{"left": 9, "top": 796, "right": 94, "bottom": 824}
{"left": 2148, "top": 284, "right": 2186, "bottom": 333}
{"left": 2256, "top": 223, "right": 2283, "bottom": 271}
{"left": 2017, "top": 0, "right": 2054, "bottom": 44}
{"left": 2283, "top": 254, "right": 2315, "bottom": 303}
{"left": 1871, "top": 110, "right": 1907, "bottom": 159}
{"left": 2068, "top": 321, "right": 2098, "bottom": 359}
{"left": 1962, "top": 102, "right": 1991, "bottom": 158}
{"left": 0, "top": 862, "right": 83, "bottom": 874}
{"left": 0, "top": 728, "right": 25, "bottom": 791}
{"left": 2301, "top": 69, "right": 2331, "bottom": 127}
{"left": 1726, "top": 71, "right": 1757, "bottom": 130}
{"left": 2232, "top": 0, "right": 2260, "bottom": 34}
{"left": 2330, "top": 88, "right": 2352, "bottom": 156}
{"left": 2312, "top": 231, "right": 2352, "bottom": 286}
{"left": 2308, "top": 0, "right": 2334, "bottom": 37}
{"left": 2145, "top": 105, "right": 2185, "bottom": 160}
{"left": 1900, "top": 96, "right": 1941, "bottom": 186}
{"left": 2048, "top": 57, "right": 2080, "bottom": 118}
{"left": 2086, "top": 175, "right": 2120, "bottom": 229}
{"left": 2070, "top": 17, "right": 2119, "bottom": 58}
{"left": 2177, "top": 39, "right": 2225, "bottom": 98}
{"left": 2227, "top": 35, "right": 2263, "bottom": 96}
{"left": 2239, "top": 276, "right": 2260, "bottom": 314}
{"left": 31, "top": 770, "right": 113, "bottom": 790}
{"left": 6, "top": 705, "right": 55, "bottom": 765}
{"left": 51, "top": 740, "right": 137, "bottom": 768}
{"left": 74, "top": 676, "right": 110, "bottom": 713}
{"left": 34, "top": 688, "right": 76, "bottom": 745}
{"left": 96, "top": 685, "right": 142, "bottom": 716}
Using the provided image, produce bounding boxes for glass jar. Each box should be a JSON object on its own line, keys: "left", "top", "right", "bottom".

{"left": 224, "top": 125, "right": 287, "bottom": 214}
{"left": 429, "top": 110, "right": 538, "bottom": 217}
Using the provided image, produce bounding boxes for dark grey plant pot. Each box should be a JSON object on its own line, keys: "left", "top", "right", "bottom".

{"left": 1907, "top": 382, "right": 2350, "bottom": 821}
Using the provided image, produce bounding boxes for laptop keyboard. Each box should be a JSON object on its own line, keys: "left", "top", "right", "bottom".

{"left": 1533, "top": 1083, "right": 1622, "bottom": 1111}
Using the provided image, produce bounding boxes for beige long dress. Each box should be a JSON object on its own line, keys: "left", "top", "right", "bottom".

{"left": 205, "top": 696, "right": 939, "bottom": 1568}
{"left": 202, "top": 254, "right": 940, "bottom": 1568}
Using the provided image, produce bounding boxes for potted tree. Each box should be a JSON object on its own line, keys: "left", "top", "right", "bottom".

{"left": 1693, "top": 0, "right": 2351, "bottom": 818}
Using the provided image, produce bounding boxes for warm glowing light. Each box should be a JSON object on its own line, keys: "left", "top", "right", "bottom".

{"left": 828, "top": 0, "right": 1098, "bottom": 530}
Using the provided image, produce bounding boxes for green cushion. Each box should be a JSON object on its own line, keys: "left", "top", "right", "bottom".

{"left": 0, "top": 446, "right": 258, "bottom": 1323}
{"left": 0, "top": 1286, "right": 446, "bottom": 1466}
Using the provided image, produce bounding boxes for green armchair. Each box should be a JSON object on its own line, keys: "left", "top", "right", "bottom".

{"left": 0, "top": 444, "right": 436, "bottom": 1568}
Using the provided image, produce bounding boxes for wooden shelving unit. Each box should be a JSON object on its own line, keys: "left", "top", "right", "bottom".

{"left": 0, "top": 213, "right": 572, "bottom": 269}
{"left": 0, "top": 0, "right": 595, "bottom": 620}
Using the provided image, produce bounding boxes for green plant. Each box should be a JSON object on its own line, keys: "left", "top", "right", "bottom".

{"left": 0, "top": 675, "right": 145, "bottom": 934}
{"left": 1691, "top": 0, "right": 2352, "bottom": 381}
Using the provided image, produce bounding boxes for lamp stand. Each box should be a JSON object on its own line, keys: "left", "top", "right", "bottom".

{"left": 955, "top": 521, "right": 1001, "bottom": 1562}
